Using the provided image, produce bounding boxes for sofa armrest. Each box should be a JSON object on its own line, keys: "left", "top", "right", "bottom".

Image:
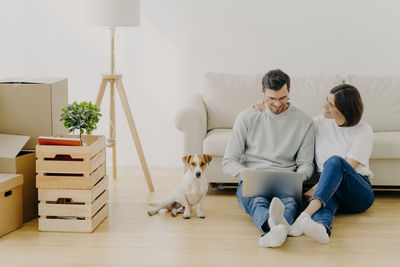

{"left": 175, "top": 94, "right": 207, "bottom": 155}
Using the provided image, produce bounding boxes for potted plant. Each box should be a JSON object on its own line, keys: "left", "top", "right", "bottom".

{"left": 60, "top": 101, "right": 102, "bottom": 145}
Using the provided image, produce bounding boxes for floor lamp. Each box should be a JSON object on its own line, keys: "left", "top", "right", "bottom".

{"left": 87, "top": 0, "right": 154, "bottom": 192}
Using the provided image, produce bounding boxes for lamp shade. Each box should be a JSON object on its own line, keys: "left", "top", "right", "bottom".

{"left": 87, "top": 0, "right": 140, "bottom": 27}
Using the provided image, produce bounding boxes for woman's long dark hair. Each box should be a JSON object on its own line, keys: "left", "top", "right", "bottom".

{"left": 330, "top": 84, "right": 363, "bottom": 127}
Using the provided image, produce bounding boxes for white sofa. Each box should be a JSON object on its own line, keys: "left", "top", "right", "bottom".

{"left": 175, "top": 73, "right": 400, "bottom": 188}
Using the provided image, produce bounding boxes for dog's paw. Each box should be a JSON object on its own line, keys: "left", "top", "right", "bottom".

{"left": 171, "top": 212, "right": 177, "bottom": 217}
{"left": 147, "top": 211, "right": 155, "bottom": 216}
{"left": 196, "top": 211, "right": 205, "bottom": 219}
{"left": 183, "top": 214, "right": 191, "bottom": 219}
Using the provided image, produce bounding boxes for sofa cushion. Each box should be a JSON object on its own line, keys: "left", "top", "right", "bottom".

{"left": 203, "top": 129, "right": 400, "bottom": 160}
{"left": 204, "top": 73, "right": 343, "bottom": 131}
{"left": 289, "top": 76, "right": 343, "bottom": 118}
{"left": 204, "top": 73, "right": 263, "bottom": 131}
{"left": 203, "top": 129, "right": 231, "bottom": 156}
{"left": 371, "top": 132, "right": 400, "bottom": 159}
{"left": 345, "top": 76, "right": 400, "bottom": 132}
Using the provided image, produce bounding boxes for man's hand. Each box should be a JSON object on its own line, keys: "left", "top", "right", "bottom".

{"left": 304, "top": 183, "right": 318, "bottom": 202}
{"left": 252, "top": 99, "right": 267, "bottom": 111}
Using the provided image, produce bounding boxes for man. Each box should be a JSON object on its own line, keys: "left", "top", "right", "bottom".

{"left": 222, "top": 69, "right": 314, "bottom": 248}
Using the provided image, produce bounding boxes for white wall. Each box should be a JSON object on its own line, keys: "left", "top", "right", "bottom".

{"left": 1, "top": 0, "right": 400, "bottom": 167}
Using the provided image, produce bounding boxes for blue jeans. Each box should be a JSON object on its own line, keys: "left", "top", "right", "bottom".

{"left": 311, "top": 155, "right": 374, "bottom": 232}
{"left": 236, "top": 181, "right": 299, "bottom": 233}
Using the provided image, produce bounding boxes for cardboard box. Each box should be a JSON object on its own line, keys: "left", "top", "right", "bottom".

{"left": 0, "top": 173, "right": 23, "bottom": 237}
{"left": 0, "top": 134, "right": 37, "bottom": 223}
{"left": 0, "top": 78, "right": 68, "bottom": 150}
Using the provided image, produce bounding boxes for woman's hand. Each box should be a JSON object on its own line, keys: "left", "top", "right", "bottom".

{"left": 304, "top": 183, "right": 318, "bottom": 202}
{"left": 252, "top": 99, "right": 267, "bottom": 111}
{"left": 346, "top": 157, "right": 360, "bottom": 170}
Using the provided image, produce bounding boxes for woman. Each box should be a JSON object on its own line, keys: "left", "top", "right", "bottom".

{"left": 253, "top": 84, "right": 375, "bottom": 243}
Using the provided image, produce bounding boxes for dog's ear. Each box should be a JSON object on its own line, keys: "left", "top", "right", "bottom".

{"left": 182, "top": 155, "right": 192, "bottom": 164}
{"left": 204, "top": 154, "right": 212, "bottom": 165}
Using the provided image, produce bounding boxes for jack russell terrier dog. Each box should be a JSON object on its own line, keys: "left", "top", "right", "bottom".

{"left": 148, "top": 154, "right": 212, "bottom": 219}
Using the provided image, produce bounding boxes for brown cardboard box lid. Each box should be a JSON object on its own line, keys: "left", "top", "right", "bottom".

{"left": 0, "top": 134, "right": 30, "bottom": 158}
{"left": 0, "top": 173, "right": 23, "bottom": 193}
{"left": 0, "top": 77, "right": 65, "bottom": 84}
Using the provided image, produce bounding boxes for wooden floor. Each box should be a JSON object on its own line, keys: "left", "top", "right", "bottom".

{"left": 1, "top": 167, "right": 400, "bottom": 266}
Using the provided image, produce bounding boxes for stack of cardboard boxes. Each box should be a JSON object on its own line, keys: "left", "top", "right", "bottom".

{"left": 0, "top": 78, "right": 68, "bottom": 237}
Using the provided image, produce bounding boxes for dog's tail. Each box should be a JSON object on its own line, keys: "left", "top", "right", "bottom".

{"left": 148, "top": 201, "right": 160, "bottom": 207}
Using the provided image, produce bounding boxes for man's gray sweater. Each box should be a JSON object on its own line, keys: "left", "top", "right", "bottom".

{"left": 222, "top": 104, "right": 315, "bottom": 180}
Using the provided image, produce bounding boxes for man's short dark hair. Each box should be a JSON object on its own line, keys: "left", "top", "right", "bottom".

{"left": 262, "top": 69, "right": 290, "bottom": 91}
{"left": 330, "top": 84, "right": 363, "bottom": 127}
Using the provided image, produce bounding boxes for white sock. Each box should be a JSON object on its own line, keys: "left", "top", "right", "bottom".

{"left": 289, "top": 212, "right": 310, "bottom": 236}
{"left": 268, "top": 197, "right": 289, "bottom": 229}
{"left": 301, "top": 217, "right": 330, "bottom": 244}
{"left": 258, "top": 224, "right": 288, "bottom": 248}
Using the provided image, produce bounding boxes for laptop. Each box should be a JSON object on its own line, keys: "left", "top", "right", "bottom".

{"left": 241, "top": 170, "right": 304, "bottom": 201}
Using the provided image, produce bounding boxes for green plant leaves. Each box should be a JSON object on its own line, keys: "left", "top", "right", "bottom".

{"left": 60, "top": 101, "right": 102, "bottom": 136}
